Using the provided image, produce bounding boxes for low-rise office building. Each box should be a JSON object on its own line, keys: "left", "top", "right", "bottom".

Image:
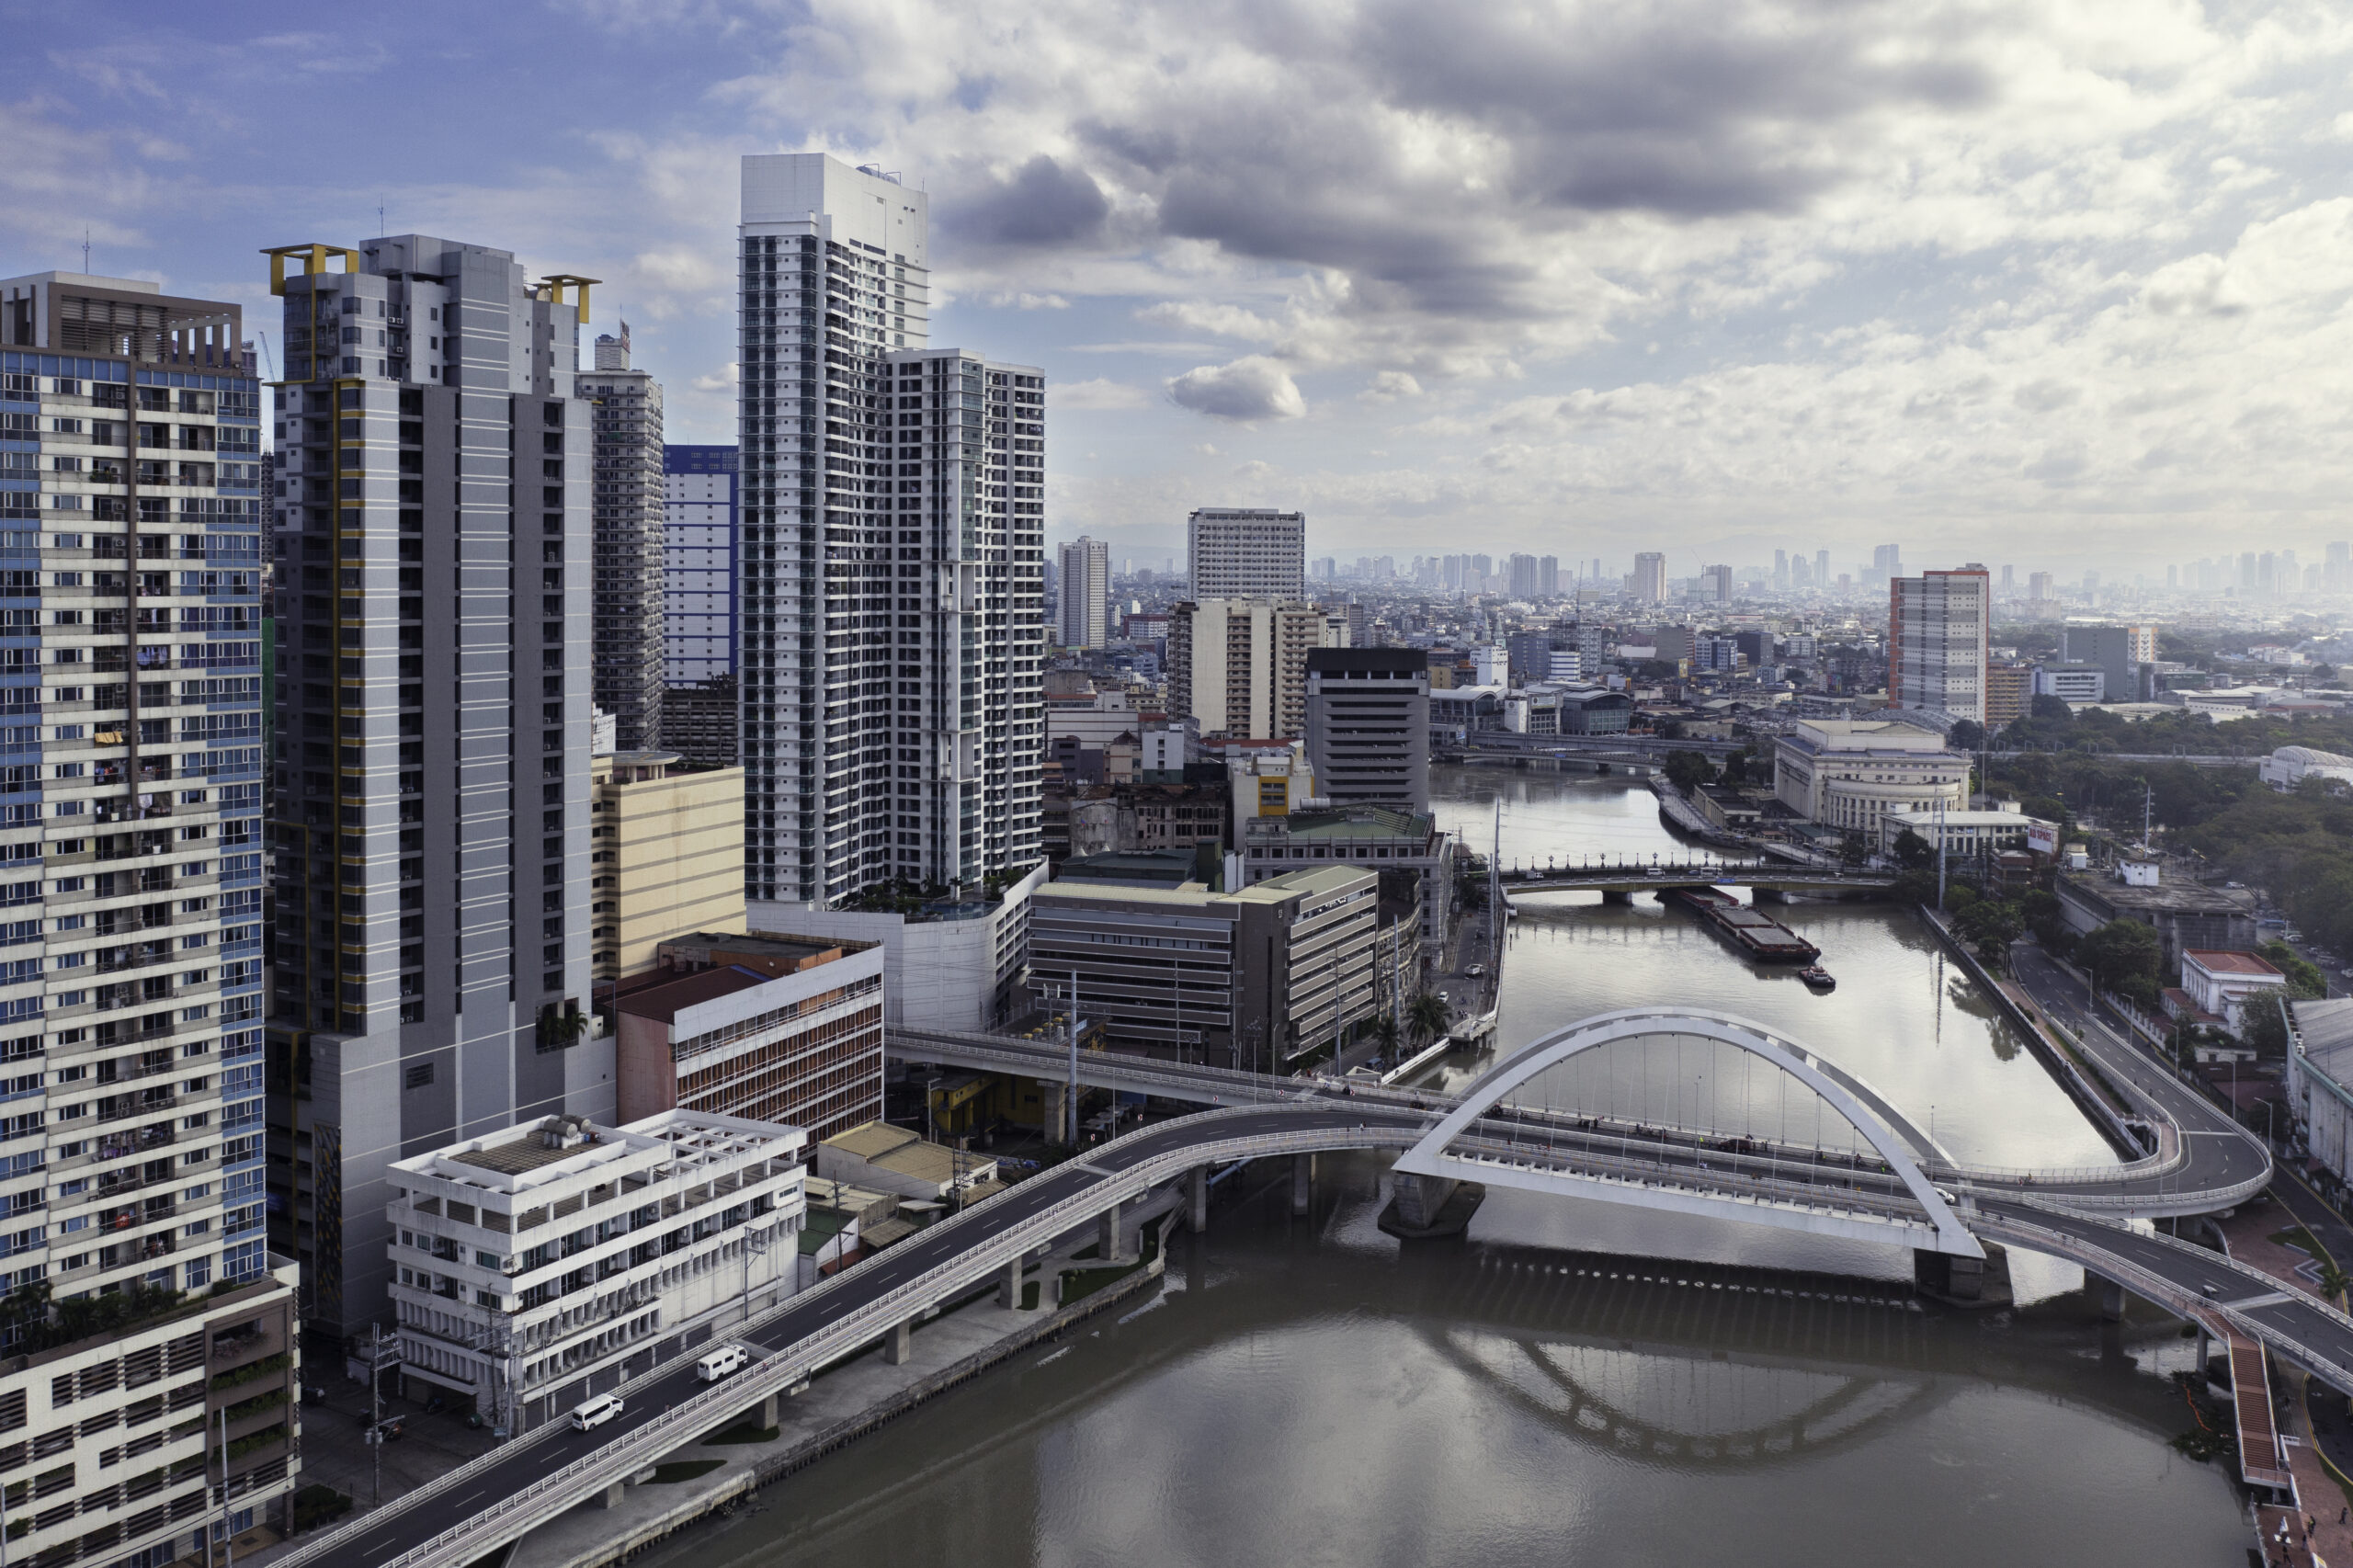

{"left": 1029, "top": 865, "right": 1379, "bottom": 1067}
{"left": 1240, "top": 804, "right": 1453, "bottom": 950}
{"left": 591, "top": 751, "right": 748, "bottom": 983}
{"left": 615, "top": 932, "right": 885, "bottom": 1137}
{"left": 1304, "top": 648, "right": 1430, "bottom": 811}
{"left": 386, "top": 1110, "right": 806, "bottom": 1431}
{"left": 2177, "top": 949, "right": 2288, "bottom": 1035}
{"left": 2259, "top": 746, "right": 2353, "bottom": 792}
{"left": 813, "top": 1121, "right": 999, "bottom": 1203}
{"left": 2052, "top": 863, "right": 2256, "bottom": 970}
{"left": 1878, "top": 804, "right": 2056, "bottom": 857}
{"left": 0, "top": 1258, "right": 301, "bottom": 1567}
{"left": 747, "top": 863, "right": 1047, "bottom": 1033}
{"left": 1772, "top": 719, "right": 1970, "bottom": 837}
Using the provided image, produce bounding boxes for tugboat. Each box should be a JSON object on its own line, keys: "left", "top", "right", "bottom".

{"left": 1798, "top": 965, "right": 1836, "bottom": 992}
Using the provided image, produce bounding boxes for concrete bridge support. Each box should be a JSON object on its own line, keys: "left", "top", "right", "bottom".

{"left": 1040, "top": 1079, "right": 1068, "bottom": 1146}
{"left": 2098, "top": 1278, "right": 2126, "bottom": 1323}
{"left": 998, "top": 1256, "right": 1025, "bottom": 1310}
{"left": 1291, "top": 1154, "right": 1313, "bottom": 1215}
{"left": 1601, "top": 889, "right": 1632, "bottom": 905}
{"left": 1188, "top": 1165, "right": 1209, "bottom": 1233}
{"left": 1392, "top": 1172, "right": 1456, "bottom": 1230}
{"left": 884, "top": 1316, "right": 914, "bottom": 1365}
{"left": 1098, "top": 1199, "right": 1124, "bottom": 1261}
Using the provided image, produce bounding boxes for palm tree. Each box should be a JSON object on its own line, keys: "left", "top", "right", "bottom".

{"left": 2320, "top": 1263, "right": 2349, "bottom": 1308}
{"left": 1369, "top": 1014, "right": 1399, "bottom": 1061}
{"left": 1407, "top": 991, "right": 1451, "bottom": 1046}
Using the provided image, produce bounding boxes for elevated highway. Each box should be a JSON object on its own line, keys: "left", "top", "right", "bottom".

{"left": 298, "top": 1005, "right": 2297, "bottom": 1568}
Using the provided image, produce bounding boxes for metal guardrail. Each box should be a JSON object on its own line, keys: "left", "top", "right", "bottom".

{"left": 1976, "top": 1201, "right": 2353, "bottom": 1393}
{"left": 282, "top": 1107, "right": 1427, "bottom": 1568}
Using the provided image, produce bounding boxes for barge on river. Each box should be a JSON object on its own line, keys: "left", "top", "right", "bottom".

{"left": 1665, "top": 887, "right": 1822, "bottom": 963}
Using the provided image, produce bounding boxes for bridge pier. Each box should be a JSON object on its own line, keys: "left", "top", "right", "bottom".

{"left": 756, "top": 1390, "right": 779, "bottom": 1430}
{"left": 1913, "top": 1242, "right": 2011, "bottom": 1307}
{"left": 2097, "top": 1278, "right": 2126, "bottom": 1323}
{"left": 998, "top": 1255, "right": 1025, "bottom": 1310}
{"left": 597, "top": 1480, "right": 628, "bottom": 1510}
{"left": 1040, "top": 1078, "right": 1068, "bottom": 1145}
{"left": 1188, "top": 1165, "right": 1209, "bottom": 1233}
{"left": 1291, "top": 1153, "right": 1313, "bottom": 1215}
{"left": 1098, "top": 1199, "right": 1124, "bottom": 1261}
{"left": 1601, "top": 889, "right": 1632, "bottom": 905}
{"left": 883, "top": 1316, "right": 914, "bottom": 1365}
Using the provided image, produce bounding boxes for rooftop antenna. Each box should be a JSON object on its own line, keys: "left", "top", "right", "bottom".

{"left": 378, "top": 195, "right": 385, "bottom": 237}
{"left": 81, "top": 227, "right": 89, "bottom": 273}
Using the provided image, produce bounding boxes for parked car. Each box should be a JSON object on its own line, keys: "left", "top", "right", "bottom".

{"left": 570, "top": 1393, "right": 625, "bottom": 1432}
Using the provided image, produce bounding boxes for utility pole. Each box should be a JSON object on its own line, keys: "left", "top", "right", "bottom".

{"left": 1066, "top": 971, "right": 1080, "bottom": 1147}
{"left": 1935, "top": 794, "right": 1948, "bottom": 911}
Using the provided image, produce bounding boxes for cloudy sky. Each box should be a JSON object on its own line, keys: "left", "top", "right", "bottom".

{"left": 6, "top": 0, "right": 2351, "bottom": 582}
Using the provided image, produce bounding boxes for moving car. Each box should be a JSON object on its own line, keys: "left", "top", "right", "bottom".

{"left": 570, "top": 1392, "right": 625, "bottom": 1432}
{"left": 696, "top": 1345, "right": 751, "bottom": 1382}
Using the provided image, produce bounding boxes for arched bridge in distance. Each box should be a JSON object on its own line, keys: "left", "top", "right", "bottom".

{"left": 293, "top": 1007, "right": 2332, "bottom": 1568}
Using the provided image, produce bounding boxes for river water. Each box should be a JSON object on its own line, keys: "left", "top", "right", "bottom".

{"left": 648, "top": 767, "right": 2246, "bottom": 1567}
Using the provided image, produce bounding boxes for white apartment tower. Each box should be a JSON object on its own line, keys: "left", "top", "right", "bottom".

{"left": 1890, "top": 564, "right": 1991, "bottom": 724}
{"left": 1056, "top": 535, "right": 1108, "bottom": 649}
{"left": 737, "top": 154, "right": 1044, "bottom": 905}
{"left": 263, "top": 236, "right": 605, "bottom": 1340}
{"left": 0, "top": 269, "right": 273, "bottom": 1308}
{"left": 1188, "top": 508, "right": 1303, "bottom": 600}
{"left": 1631, "top": 551, "right": 1666, "bottom": 602}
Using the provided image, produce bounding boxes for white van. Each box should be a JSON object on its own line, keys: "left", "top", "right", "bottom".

{"left": 569, "top": 1392, "right": 625, "bottom": 1432}
{"left": 696, "top": 1345, "right": 750, "bottom": 1383}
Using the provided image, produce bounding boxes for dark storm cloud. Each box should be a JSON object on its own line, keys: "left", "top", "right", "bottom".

{"left": 942, "top": 153, "right": 1110, "bottom": 247}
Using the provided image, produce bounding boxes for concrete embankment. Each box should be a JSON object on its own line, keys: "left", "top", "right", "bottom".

{"left": 512, "top": 1242, "right": 1168, "bottom": 1568}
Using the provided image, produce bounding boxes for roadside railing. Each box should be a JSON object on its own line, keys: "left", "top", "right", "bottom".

{"left": 279, "top": 1106, "right": 1429, "bottom": 1568}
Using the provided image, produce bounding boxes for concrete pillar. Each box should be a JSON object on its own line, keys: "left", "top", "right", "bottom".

{"left": 598, "top": 1482, "right": 626, "bottom": 1510}
{"left": 2098, "top": 1278, "right": 2126, "bottom": 1323}
{"left": 884, "top": 1316, "right": 914, "bottom": 1365}
{"left": 756, "top": 1392, "right": 779, "bottom": 1430}
{"left": 1291, "top": 1153, "right": 1313, "bottom": 1215}
{"left": 1098, "top": 1199, "right": 1123, "bottom": 1261}
{"left": 1601, "top": 889, "right": 1632, "bottom": 905}
{"left": 1040, "top": 1079, "right": 1067, "bottom": 1146}
{"left": 999, "top": 1256, "right": 1025, "bottom": 1310}
{"left": 1188, "top": 1165, "right": 1210, "bottom": 1234}
{"left": 2196, "top": 1326, "right": 2211, "bottom": 1382}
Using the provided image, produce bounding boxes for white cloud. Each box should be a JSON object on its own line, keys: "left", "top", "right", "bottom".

{"left": 1166, "top": 356, "right": 1306, "bottom": 421}
{"left": 1359, "top": 370, "right": 1423, "bottom": 403}
{"left": 1056, "top": 377, "right": 1149, "bottom": 410}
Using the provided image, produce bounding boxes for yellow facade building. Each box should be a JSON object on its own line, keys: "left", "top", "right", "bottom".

{"left": 591, "top": 751, "right": 747, "bottom": 982}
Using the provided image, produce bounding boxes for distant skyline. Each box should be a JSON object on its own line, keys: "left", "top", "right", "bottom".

{"left": 6, "top": 0, "right": 2351, "bottom": 574}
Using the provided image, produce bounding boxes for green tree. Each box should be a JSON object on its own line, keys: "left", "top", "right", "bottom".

{"left": 2077, "top": 918, "right": 2164, "bottom": 1006}
{"left": 1368, "top": 1013, "right": 1400, "bottom": 1059}
{"left": 1953, "top": 898, "right": 2025, "bottom": 968}
{"left": 1407, "top": 991, "right": 1451, "bottom": 1045}
{"left": 2029, "top": 692, "right": 2075, "bottom": 722}
{"left": 2245, "top": 1001, "right": 2290, "bottom": 1058}
{"left": 1891, "top": 869, "right": 1940, "bottom": 906}
{"left": 1948, "top": 719, "right": 1985, "bottom": 752}
{"left": 1892, "top": 828, "right": 1935, "bottom": 870}
{"left": 1663, "top": 751, "right": 1717, "bottom": 791}
{"left": 2259, "top": 940, "right": 2329, "bottom": 1000}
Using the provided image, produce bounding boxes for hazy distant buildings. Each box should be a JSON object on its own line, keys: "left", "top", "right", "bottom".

{"left": 1057, "top": 535, "right": 1109, "bottom": 649}
{"left": 1188, "top": 507, "right": 1304, "bottom": 599}
{"left": 1700, "top": 563, "right": 1732, "bottom": 603}
{"left": 1631, "top": 551, "right": 1666, "bottom": 602}
{"left": 2062, "top": 624, "right": 2158, "bottom": 701}
{"left": 1890, "top": 565, "right": 1990, "bottom": 723}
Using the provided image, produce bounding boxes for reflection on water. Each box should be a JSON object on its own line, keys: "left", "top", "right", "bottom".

{"left": 642, "top": 765, "right": 2238, "bottom": 1567}
{"left": 654, "top": 1162, "right": 2240, "bottom": 1568}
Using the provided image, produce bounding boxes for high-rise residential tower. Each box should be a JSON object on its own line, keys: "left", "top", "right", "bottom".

{"left": 1057, "top": 535, "right": 1108, "bottom": 649}
{"left": 736, "top": 153, "right": 1044, "bottom": 906}
{"left": 660, "top": 444, "right": 740, "bottom": 766}
{"left": 263, "top": 236, "right": 603, "bottom": 1341}
{"left": 1188, "top": 507, "right": 1303, "bottom": 599}
{"left": 1889, "top": 564, "right": 1991, "bottom": 724}
{"left": 582, "top": 326, "right": 665, "bottom": 750}
{"left": 1167, "top": 599, "right": 1336, "bottom": 739}
{"left": 0, "top": 268, "right": 271, "bottom": 1302}
{"left": 1631, "top": 551, "right": 1666, "bottom": 602}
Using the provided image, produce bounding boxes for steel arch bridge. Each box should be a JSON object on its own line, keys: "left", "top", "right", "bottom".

{"left": 1392, "top": 1006, "right": 1985, "bottom": 1257}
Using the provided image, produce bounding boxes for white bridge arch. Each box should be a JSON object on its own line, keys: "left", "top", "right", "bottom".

{"left": 1393, "top": 1006, "right": 1984, "bottom": 1258}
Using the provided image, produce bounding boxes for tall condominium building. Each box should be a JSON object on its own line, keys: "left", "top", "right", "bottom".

{"left": 263, "top": 235, "right": 604, "bottom": 1341}
{"left": 1188, "top": 507, "right": 1303, "bottom": 599}
{"left": 1631, "top": 551, "right": 1666, "bottom": 602}
{"left": 1871, "top": 543, "right": 1903, "bottom": 583}
{"left": 1889, "top": 564, "right": 1991, "bottom": 724}
{"left": 1539, "top": 555, "right": 1559, "bottom": 597}
{"left": 1813, "top": 549, "right": 1830, "bottom": 592}
{"left": 581, "top": 328, "right": 665, "bottom": 751}
{"left": 661, "top": 444, "right": 739, "bottom": 766}
{"left": 1305, "top": 648, "right": 1430, "bottom": 811}
{"left": 1700, "top": 563, "right": 1731, "bottom": 603}
{"left": 736, "top": 153, "right": 1044, "bottom": 906}
{"left": 1056, "top": 535, "right": 1108, "bottom": 649}
{"left": 0, "top": 271, "right": 273, "bottom": 1316}
{"left": 1506, "top": 552, "right": 1540, "bottom": 599}
{"left": 1166, "top": 598, "right": 1336, "bottom": 739}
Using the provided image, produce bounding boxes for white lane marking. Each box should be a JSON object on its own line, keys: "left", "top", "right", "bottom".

{"left": 2230, "top": 1290, "right": 2296, "bottom": 1309}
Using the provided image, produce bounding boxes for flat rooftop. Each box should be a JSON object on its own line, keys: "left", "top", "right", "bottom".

{"left": 616, "top": 963, "right": 771, "bottom": 1025}
{"left": 2062, "top": 873, "right": 2255, "bottom": 915}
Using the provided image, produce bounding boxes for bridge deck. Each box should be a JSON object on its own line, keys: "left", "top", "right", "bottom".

{"left": 2232, "top": 1333, "right": 2295, "bottom": 1493}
